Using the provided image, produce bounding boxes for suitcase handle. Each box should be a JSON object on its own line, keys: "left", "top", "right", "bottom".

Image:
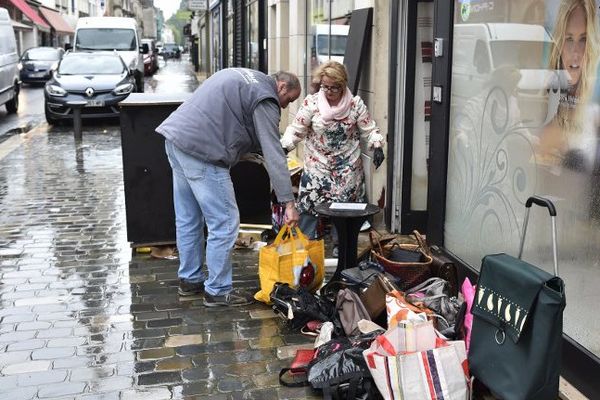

{"left": 525, "top": 195, "right": 557, "bottom": 216}
{"left": 519, "top": 196, "right": 558, "bottom": 276}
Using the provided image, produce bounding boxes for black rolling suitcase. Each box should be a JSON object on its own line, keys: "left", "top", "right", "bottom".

{"left": 469, "top": 196, "right": 566, "bottom": 400}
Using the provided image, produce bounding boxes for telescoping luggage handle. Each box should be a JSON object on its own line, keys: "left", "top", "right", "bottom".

{"left": 518, "top": 195, "right": 559, "bottom": 276}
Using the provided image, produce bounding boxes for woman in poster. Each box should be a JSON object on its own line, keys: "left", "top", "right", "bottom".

{"left": 537, "top": 0, "right": 600, "bottom": 172}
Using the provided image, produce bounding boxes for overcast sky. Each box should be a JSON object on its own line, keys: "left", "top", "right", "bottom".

{"left": 153, "top": 0, "right": 180, "bottom": 20}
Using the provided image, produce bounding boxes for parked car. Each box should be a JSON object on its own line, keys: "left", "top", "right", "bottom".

{"left": 141, "top": 38, "right": 158, "bottom": 75}
{"left": 44, "top": 52, "right": 135, "bottom": 124}
{"left": 162, "top": 43, "right": 181, "bottom": 59}
{"left": 18, "top": 47, "right": 64, "bottom": 84}
{"left": 0, "top": 7, "right": 20, "bottom": 114}
{"left": 69, "top": 17, "right": 146, "bottom": 92}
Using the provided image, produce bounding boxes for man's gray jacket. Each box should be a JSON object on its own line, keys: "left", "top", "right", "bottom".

{"left": 156, "top": 68, "right": 294, "bottom": 203}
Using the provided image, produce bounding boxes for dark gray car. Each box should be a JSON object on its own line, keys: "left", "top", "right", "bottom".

{"left": 19, "top": 47, "right": 64, "bottom": 84}
{"left": 44, "top": 52, "right": 135, "bottom": 124}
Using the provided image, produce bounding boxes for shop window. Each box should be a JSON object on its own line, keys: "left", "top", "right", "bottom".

{"left": 446, "top": 0, "right": 600, "bottom": 358}
{"left": 246, "top": 0, "right": 259, "bottom": 69}
{"left": 305, "top": 0, "right": 352, "bottom": 92}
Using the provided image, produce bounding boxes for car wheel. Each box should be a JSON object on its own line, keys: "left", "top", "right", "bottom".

{"left": 5, "top": 83, "right": 19, "bottom": 114}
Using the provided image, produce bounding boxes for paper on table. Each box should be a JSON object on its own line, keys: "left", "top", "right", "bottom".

{"left": 329, "top": 202, "right": 367, "bottom": 210}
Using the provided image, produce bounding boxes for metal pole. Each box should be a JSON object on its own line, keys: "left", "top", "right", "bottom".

{"left": 73, "top": 107, "right": 82, "bottom": 140}
{"left": 67, "top": 101, "right": 87, "bottom": 140}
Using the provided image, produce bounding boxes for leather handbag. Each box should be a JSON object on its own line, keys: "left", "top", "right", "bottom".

{"left": 359, "top": 272, "right": 399, "bottom": 319}
{"left": 340, "top": 260, "right": 385, "bottom": 288}
{"left": 428, "top": 245, "right": 459, "bottom": 297}
{"left": 469, "top": 196, "right": 566, "bottom": 400}
{"left": 369, "top": 230, "right": 432, "bottom": 290}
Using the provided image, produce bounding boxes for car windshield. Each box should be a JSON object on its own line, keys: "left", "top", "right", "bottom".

{"left": 59, "top": 55, "right": 124, "bottom": 75}
{"left": 75, "top": 28, "right": 136, "bottom": 51}
{"left": 24, "top": 48, "right": 60, "bottom": 61}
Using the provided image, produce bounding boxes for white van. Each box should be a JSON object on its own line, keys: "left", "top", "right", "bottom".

{"left": 312, "top": 24, "right": 350, "bottom": 66}
{"left": 71, "top": 17, "right": 146, "bottom": 92}
{"left": 0, "top": 8, "right": 20, "bottom": 114}
{"left": 452, "top": 23, "right": 555, "bottom": 127}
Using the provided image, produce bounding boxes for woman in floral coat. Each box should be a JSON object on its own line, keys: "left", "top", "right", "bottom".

{"left": 281, "top": 61, "right": 384, "bottom": 248}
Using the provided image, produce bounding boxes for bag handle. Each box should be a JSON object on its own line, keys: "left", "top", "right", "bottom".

{"left": 412, "top": 230, "right": 431, "bottom": 255}
{"left": 273, "top": 224, "right": 310, "bottom": 247}
{"left": 369, "top": 230, "right": 385, "bottom": 255}
{"left": 405, "top": 277, "right": 448, "bottom": 296}
{"left": 519, "top": 195, "right": 559, "bottom": 276}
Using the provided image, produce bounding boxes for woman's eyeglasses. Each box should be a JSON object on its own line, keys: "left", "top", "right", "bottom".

{"left": 320, "top": 84, "right": 342, "bottom": 93}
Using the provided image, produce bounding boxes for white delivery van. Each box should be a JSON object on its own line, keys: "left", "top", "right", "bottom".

{"left": 312, "top": 24, "right": 350, "bottom": 66}
{"left": 0, "top": 7, "right": 20, "bottom": 113}
{"left": 71, "top": 17, "right": 146, "bottom": 92}
{"left": 452, "top": 23, "right": 555, "bottom": 127}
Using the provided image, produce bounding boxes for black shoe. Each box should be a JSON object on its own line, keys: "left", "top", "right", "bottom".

{"left": 203, "top": 289, "right": 254, "bottom": 307}
{"left": 178, "top": 279, "right": 204, "bottom": 296}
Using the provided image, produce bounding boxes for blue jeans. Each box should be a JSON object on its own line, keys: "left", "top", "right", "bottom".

{"left": 165, "top": 141, "right": 240, "bottom": 296}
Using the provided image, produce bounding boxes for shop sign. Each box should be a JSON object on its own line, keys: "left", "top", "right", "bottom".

{"left": 188, "top": 0, "right": 208, "bottom": 11}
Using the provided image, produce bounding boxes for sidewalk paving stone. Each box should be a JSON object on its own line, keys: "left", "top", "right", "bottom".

{"left": 0, "top": 73, "right": 336, "bottom": 398}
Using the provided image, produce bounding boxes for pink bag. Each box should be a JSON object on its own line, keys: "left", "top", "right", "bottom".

{"left": 460, "top": 277, "right": 476, "bottom": 353}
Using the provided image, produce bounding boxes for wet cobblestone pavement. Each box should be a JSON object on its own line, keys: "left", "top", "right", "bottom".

{"left": 0, "top": 125, "right": 324, "bottom": 399}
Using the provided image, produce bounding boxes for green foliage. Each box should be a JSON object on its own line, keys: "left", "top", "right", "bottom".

{"left": 165, "top": 0, "right": 189, "bottom": 45}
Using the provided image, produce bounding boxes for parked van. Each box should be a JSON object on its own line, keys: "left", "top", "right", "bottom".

{"left": 452, "top": 23, "right": 555, "bottom": 127}
{"left": 70, "top": 17, "right": 146, "bottom": 92}
{"left": 0, "top": 8, "right": 20, "bottom": 114}
{"left": 312, "top": 24, "right": 350, "bottom": 66}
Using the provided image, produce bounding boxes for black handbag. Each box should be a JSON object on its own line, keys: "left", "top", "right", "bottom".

{"left": 469, "top": 196, "right": 566, "bottom": 400}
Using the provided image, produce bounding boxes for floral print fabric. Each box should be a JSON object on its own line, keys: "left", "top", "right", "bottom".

{"left": 281, "top": 93, "right": 383, "bottom": 216}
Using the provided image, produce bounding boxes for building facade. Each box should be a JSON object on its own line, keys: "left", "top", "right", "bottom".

{"left": 190, "top": 0, "right": 600, "bottom": 396}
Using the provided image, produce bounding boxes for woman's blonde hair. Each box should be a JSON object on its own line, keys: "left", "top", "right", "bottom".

{"left": 549, "top": 0, "right": 600, "bottom": 131}
{"left": 311, "top": 61, "right": 348, "bottom": 91}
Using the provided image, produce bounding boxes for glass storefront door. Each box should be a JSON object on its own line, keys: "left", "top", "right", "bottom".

{"left": 446, "top": 0, "right": 600, "bottom": 359}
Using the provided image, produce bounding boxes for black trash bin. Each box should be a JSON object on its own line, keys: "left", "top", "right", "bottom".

{"left": 119, "top": 93, "right": 272, "bottom": 248}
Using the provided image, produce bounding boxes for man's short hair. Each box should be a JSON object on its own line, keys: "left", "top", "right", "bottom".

{"left": 272, "top": 71, "right": 300, "bottom": 91}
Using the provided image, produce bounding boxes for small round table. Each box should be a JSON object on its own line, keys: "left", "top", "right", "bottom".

{"left": 314, "top": 202, "right": 380, "bottom": 281}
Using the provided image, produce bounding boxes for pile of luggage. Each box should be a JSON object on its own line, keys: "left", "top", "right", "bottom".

{"left": 270, "top": 207, "right": 565, "bottom": 400}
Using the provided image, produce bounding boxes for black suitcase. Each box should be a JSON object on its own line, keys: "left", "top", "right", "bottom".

{"left": 469, "top": 196, "right": 566, "bottom": 400}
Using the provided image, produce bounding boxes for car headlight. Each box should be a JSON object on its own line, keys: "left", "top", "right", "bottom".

{"left": 113, "top": 83, "right": 134, "bottom": 95}
{"left": 46, "top": 84, "right": 67, "bottom": 97}
{"left": 17, "top": 62, "right": 23, "bottom": 71}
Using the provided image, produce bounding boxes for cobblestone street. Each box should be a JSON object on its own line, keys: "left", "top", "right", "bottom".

{"left": 0, "top": 123, "right": 322, "bottom": 399}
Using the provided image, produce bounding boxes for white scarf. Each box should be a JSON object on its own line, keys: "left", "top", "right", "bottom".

{"left": 318, "top": 87, "right": 353, "bottom": 124}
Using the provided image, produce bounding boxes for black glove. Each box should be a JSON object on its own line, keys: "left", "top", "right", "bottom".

{"left": 373, "top": 147, "right": 385, "bottom": 169}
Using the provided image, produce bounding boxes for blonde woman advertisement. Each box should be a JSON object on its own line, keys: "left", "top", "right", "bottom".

{"left": 537, "top": 0, "right": 600, "bottom": 171}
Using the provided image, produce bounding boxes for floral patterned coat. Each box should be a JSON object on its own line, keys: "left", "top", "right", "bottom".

{"left": 281, "top": 93, "right": 384, "bottom": 216}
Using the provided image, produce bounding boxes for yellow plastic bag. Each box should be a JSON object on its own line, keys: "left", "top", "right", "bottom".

{"left": 254, "top": 224, "right": 325, "bottom": 304}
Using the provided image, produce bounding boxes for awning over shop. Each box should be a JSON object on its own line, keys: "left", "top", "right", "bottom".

{"left": 10, "top": 18, "right": 32, "bottom": 30}
{"left": 39, "top": 6, "right": 73, "bottom": 34}
{"left": 7, "top": 0, "right": 50, "bottom": 31}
